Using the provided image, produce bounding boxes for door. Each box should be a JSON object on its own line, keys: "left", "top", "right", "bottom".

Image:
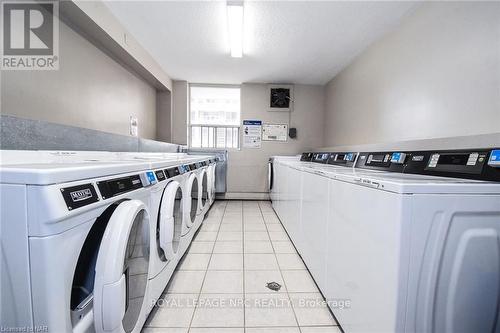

{"left": 93, "top": 200, "right": 151, "bottom": 333}
{"left": 200, "top": 170, "right": 208, "bottom": 209}
{"left": 157, "top": 181, "right": 184, "bottom": 261}
{"left": 209, "top": 164, "right": 216, "bottom": 202}
{"left": 185, "top": 173, "right": 199, "bottom": 229}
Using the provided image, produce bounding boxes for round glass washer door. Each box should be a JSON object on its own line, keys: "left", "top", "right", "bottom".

{"left": 93, "top": 200, "right": 150, "bottom": 333}
{"left": 210, "top": 164, "right": 216, "bottom": 201}
{"left": 201, "top": 169, "right": 208, "bottom": 208}
{"left": 185, "top": 173, "right": 199, "bottom": 228}
{"left": 157, "top": 181, "right": 183, "bottom": 261}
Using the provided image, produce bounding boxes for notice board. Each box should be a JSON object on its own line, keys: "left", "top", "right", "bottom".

{"left": 242, "top": 120, "right": 262, "bottom": 148}
{"left": 262, "top": 124, "right": 288, "bottom": 141}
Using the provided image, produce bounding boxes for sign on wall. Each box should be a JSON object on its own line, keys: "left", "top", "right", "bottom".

{"left": 242, "top": 120, "right": 262, "bottom": 148}
{"left": 263, "top": 123, "right": 288, "bottom": 141}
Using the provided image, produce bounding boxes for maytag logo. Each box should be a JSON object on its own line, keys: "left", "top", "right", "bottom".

{"left": 70, "top": 189, "right": 92, "bottom": 202}
{"left": 1, "top": 1, "right": 59, "bottom": 70}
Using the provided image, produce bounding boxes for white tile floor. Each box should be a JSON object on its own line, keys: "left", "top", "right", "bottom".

{"left": 143, "top": 200, "right": 341, "bottom": 333}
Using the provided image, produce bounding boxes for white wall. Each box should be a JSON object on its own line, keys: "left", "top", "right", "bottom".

{"left": 323, "top": 1, "right": 500, "bottom": 147}
{"left": 226, "top": 83, "right": 325, "bottom": 196}
{"left": 1, "top": 20, "right": 159, "bottom": 140}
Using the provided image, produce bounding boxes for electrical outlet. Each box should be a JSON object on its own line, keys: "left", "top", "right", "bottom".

{"left": 130, "top": 116, "right": 138, "bottom": 137}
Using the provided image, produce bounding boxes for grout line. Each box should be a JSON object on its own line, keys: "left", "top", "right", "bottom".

{"left": 259, "top": 200, "right": 302, "bottom": 331}
{"left": 186, "top": 200, "right": 227, "bottom": 331}
{"left": 241, "top": 201, "right": 246, "bottom": 331}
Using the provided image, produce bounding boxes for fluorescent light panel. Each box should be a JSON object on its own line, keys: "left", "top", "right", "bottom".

{"left": 227, "top": 2, "right": 243, "bottom": 58}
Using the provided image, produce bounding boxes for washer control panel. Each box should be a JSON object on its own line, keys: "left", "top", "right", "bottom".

{"left": 344, "top": 153, "right": 356, "bottom": 162}
{"left": 312, "top": 153, "right": 330, "bottom": 164}
{"left": 327, "top": 152, "right": 357, "bottom": 166}
{"left": 425, "top": 152, "right": 487, "bottom": 174}
{"left": 300, "top": 152, "right": 314, "bottom": 161}
{"left": 488, "top": 150, "right": 500, "bottom": 167}
{"left": 140, "top": 171, "right": 158, "bottom": 187}
{"left": 390, "top": 152, "right": 406, "bottom": 164}
{"left": 155, "top": 170, "right": 166, "bottom": 182}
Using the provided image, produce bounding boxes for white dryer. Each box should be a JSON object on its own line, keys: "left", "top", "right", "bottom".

{"left": 0, "top": 150, "right": 158, "bottom": 333}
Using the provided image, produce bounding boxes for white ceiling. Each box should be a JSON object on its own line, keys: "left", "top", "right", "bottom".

{"left": 105, "top": 1, "right": 418, "bottom": 85}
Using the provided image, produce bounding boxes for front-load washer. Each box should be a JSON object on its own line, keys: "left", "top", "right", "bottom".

{"left": 183, "top": 166, "right": 201, "bottom": 242}
{"left": 188, "top": 161, "right": 208, "bottom": 220}
{"left": 0, "top": 150, "right": 159, "bottom": 333}
{"left": 114, "top": 153, "right": 214, "bottom": 258}
{"left": 184, "top": 158, "right": 214, "bottom": 231}
{"left": 144, "top": 160, "right": 193, "bottom": 308}
{"left": 207, "top": 159, "right": 217, "bottom": 204}
{"left": 144, "top": 155, "right": 214, "bottom": 303}
{"left": 198, "top": 158, "right": 216, "bottom": 213}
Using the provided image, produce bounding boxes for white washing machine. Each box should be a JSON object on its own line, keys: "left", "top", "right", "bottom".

{"left": 272, "top": 151, "right": 359, "bottom": 283}
{"left": 115, "top": 153, "right": 214, "bottom": 252}
{"left": 139, "top": 154, "right": 215, "bottom": 255}
{"left": 182, "top": 157, "right": 217, "bottom": 230}
{"left": 115, "top": 152, "right": 214, "bottom": 229}
{"left": 191, "top": 160, "right": 210, "bottom": 220}
{"left": 268, "top": 154, "right": 301, "bottom": 199}
{"left": 206, "top": 159, "right": 217, "bottom": 205}
{"left": 96, "top": 152, "right": 215, "bottom": 311}
{"left": 291, "top": 152, "right": 359, "bottom": 292}
{"left": 324, "top": 149, "right": 500, "bottom": 333}
{"left": 145, "top": 159, "right": 197, "bottom": 307}
{"left": 0, "top": 150, "right": 159, "bottom": 333}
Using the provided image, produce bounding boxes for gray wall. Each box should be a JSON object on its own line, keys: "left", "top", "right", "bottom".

{"left": 156, "top": 90, "right": 172, "bottom": 142}
{"left": 1, "top": 20, "right": 159, "bottom": 140}
{"left": 323, "top": 1, "right": 500, "bottom": 147}
{"left": 172, "top": 80, "right": 189, "bottom": 145}
{"left": 227, "top": 83, "right": 325, "bottom": 196}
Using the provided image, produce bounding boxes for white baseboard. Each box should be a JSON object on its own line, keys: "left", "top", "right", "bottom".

{"left": 216, "top": 192, "right": 270, "bottom": 200}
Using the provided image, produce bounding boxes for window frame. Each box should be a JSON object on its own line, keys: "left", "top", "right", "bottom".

{"left": 188, "top": 83, "right": 241, "bottom": 150}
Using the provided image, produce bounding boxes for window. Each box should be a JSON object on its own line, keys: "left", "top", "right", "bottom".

{"left": 189, "top": 85, "right": 240, "bottom": 149}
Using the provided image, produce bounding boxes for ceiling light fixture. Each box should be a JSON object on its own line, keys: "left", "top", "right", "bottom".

{"left": 227, "top": 0, "right": 244, "bottom": 58}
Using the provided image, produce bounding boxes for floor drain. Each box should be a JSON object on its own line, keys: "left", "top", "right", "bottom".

{"left": 266, "top": 282, "right": 282, "bottom": 291}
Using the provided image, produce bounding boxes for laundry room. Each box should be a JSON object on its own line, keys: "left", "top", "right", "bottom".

{"left": 1, "top": 1, "right": 499, "bottom": 333}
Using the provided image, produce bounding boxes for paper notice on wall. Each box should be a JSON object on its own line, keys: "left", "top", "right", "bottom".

{"left": 263, "top": 124, "right": 288, "bottom": 141}
{"left": 242, "top": 120, "right": 262, "bottom": 148}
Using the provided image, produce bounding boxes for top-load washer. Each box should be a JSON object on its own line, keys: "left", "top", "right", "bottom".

{"left": 323, "top": 148, "right": 500, "bottom": 333}
{"left": 0, "top": 150, "right": 159, "bottom": 333}
{"left": 268, "top": 155, "right": 301, "bottom": 195}
{"left": 275, "top": 151, "right": 360, "bottom": 292}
